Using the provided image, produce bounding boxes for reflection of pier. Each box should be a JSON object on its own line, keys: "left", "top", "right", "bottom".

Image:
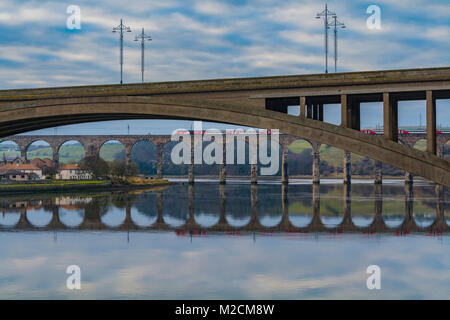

{"left": 0, "top": 184, "right": 448, "bottom": 235}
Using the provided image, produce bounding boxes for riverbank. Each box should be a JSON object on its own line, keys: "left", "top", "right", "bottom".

{"left": 0, "top": 178, "right": 175, "bottom": 195}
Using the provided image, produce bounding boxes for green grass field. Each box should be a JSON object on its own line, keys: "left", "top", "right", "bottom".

{"left": 288, "top": 140, "right": 364, "bottom": 166}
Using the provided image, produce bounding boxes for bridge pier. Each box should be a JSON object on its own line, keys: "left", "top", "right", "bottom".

{"left": 281, "top": 145, "right": 289, "bottom": 184}
{"left": 250, "top": 164, "right": 258, "bottom": 184}
{"left": 51, "top": 144, "right": 59, "bottom": 165}
{"left": 341, "top": 94, "right": 360, "bottom": 130}
{"left": 426, "top": 90, "right": 437, "bottom": 154}
{"left": 343, "top": 151, "right": 351, "bottom": 184}
{"left": 299, "top": 96, "right": 306, "bottom": 118}
{"left": 125, "top": 145, "right": 133, "bottom": 165}
{"left": 20, "top": 148, "right": 27, "bottom": 162}
{"left": 220, "top": 138, "right": 226, "bottom": 184}
{"left": 383, "top": 92, "right": 399, "bottom": 142}
{"left": 374, "top": 160, "right": 382, "bottom": 184}
{"left": 156, "top": 143, "right": 163, "bottom": 179}
{"left": 312, "top": 142, "right": 320, "bottom": 184}
{"left": 307, "top": 103, "right": 312, "bottom": 118}
{"left": 405, "top": 171, "right": 413, "bottom": 184}
{"left": 188, "top": 136, "right": 194, "bottom": 184}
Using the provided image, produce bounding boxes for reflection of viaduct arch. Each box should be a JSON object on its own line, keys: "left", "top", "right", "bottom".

{"left": 2, "top": 184, "right": 448, "bottom": 235}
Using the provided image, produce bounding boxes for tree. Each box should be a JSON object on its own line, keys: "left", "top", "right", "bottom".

{"left": 109, "top": 160, "right": 139, "bottom": 178}
{"left": 79, "top": 155, "right": 109, "bottom": 178}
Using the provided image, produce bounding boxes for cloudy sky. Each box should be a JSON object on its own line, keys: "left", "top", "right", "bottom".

{"left": 0, "top": 0, "right": 449, "bottom": 134}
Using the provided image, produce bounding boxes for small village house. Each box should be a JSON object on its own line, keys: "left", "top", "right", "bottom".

{"left": 56, "top": 164, "right": 93, "bottom": 180}
{"left": 0, "top": 162, "right": 43, "bottom": 180}
{"left": 0, "top": 169, "right": 40, "bottom": 182}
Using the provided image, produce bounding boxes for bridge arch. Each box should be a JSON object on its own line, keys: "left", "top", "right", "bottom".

{"left": 99, "top": 140, "right": 125, "bottom": 162}
{"left": 287, "top": 139, "right": 313, "bottom": 177}
{"left": 57, "top": 140, "right": 86, "bottom": 164}
{"left": 0, "top": 140, "right": 20, "bottom": 160}
{"left": 26, "top": 140, "right": 53, "bottom": 162}
{"left": 0, "top": 96, "right": 449, "bottom": 187}
{"left": 130, "top": 139, "right": 157, "bottom": 175}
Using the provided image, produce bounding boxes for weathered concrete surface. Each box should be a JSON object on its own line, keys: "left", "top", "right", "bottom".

{"left": 0, "top": 67, "right": 449, "bottom": 186}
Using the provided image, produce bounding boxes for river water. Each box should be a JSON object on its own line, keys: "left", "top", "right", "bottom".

{"left": 0, "top": 179, "right": 449, "bottom": 299}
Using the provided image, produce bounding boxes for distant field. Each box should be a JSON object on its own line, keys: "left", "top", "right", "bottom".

{"left": 0, "top": 144, "right": 125, "bottom": 163}
{"left": 288, "top": 140, "right": 364, "bottom": 166}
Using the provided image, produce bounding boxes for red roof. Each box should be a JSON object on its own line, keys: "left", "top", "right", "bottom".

{"left": 0, "top": 163, "right": 41, "bottom": 171}
{"left": 59, "top": 164, "right": 82, "bottom": 170}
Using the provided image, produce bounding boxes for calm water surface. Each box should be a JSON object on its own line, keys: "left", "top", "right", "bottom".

{"left": 0, "top": 179, "right": 449, "bottom": 299}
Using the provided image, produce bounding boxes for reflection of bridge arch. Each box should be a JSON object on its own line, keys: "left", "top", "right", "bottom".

{"left": 3, "top": 183, "right": 449, "bottom": 234}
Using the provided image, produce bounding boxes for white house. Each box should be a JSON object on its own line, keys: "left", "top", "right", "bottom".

{"left": 56, "top": 164, "right": 93, "bottom": 180}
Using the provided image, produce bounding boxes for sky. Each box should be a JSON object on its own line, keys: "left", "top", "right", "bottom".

{"left": 0, "top": 0, "right": 449, "bottom": 135}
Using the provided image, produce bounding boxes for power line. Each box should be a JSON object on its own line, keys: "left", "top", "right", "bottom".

{"left": 134, "top": 28, "right": 152, "bottom": 83}
{"left": 112, "top": 19, "right": 132, "bottom": 84}
{"left": 331, "top": 15, "right": 345, "bottom": 73}
{"left": 316, "top": 3, "right": 336, "bottom": 74}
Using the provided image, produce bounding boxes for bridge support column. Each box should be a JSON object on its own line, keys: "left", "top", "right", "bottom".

{"left": 52, "top": 151, "right": 59, "bottom": 166}
{"left": 20, "top": 148, "right": 27, "bottom": 162}
{"left": 281, "top": 145, "right": 289, "bottom": 184}
{"left": 251, "top": 164, "right": 258, "bottom": 184}
{"left": 125, "top": 145, "right": 132, "bottom": 165}
{"left": 319, "top": 103, "right": 324, "bottom": 121}
{"left": 312, "top": 143, "right": 320, "bottom": 184}
{"left": 426, "top": 90, "right": 436, "bottom": 155}
{"left": 300, "top": 96, "right": 306, "bottom": 119}
{"left": 313, "top": 103, "right": 318, "bottom": 120}
{"left": 220, "top": 137, "right": 226, "bottom": 184}
{"left": 383, "top": 92, "right": 398, "bottom": 142}
{"left": 341, "top": 94, "right": 360, "bottom": 130}
{"left": 188, "top": 136, "right": 194, "bottom": 184}
{"left": 374, "top": 160, "right": 382, "bottom": 184}
{"left": 405, "top": 171, "right": 413, "bottom": 184}
{"left": 343, "top": 151, "right": 351, "bottom": 184}
{"left": 307, "top": 103, "right": 312, "bottom": 119}
{"left": 156, "top": 143, "right": 163, "bottom": 179}
{"left": 86, "top": 144, "right": 99, "bottom": 159}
